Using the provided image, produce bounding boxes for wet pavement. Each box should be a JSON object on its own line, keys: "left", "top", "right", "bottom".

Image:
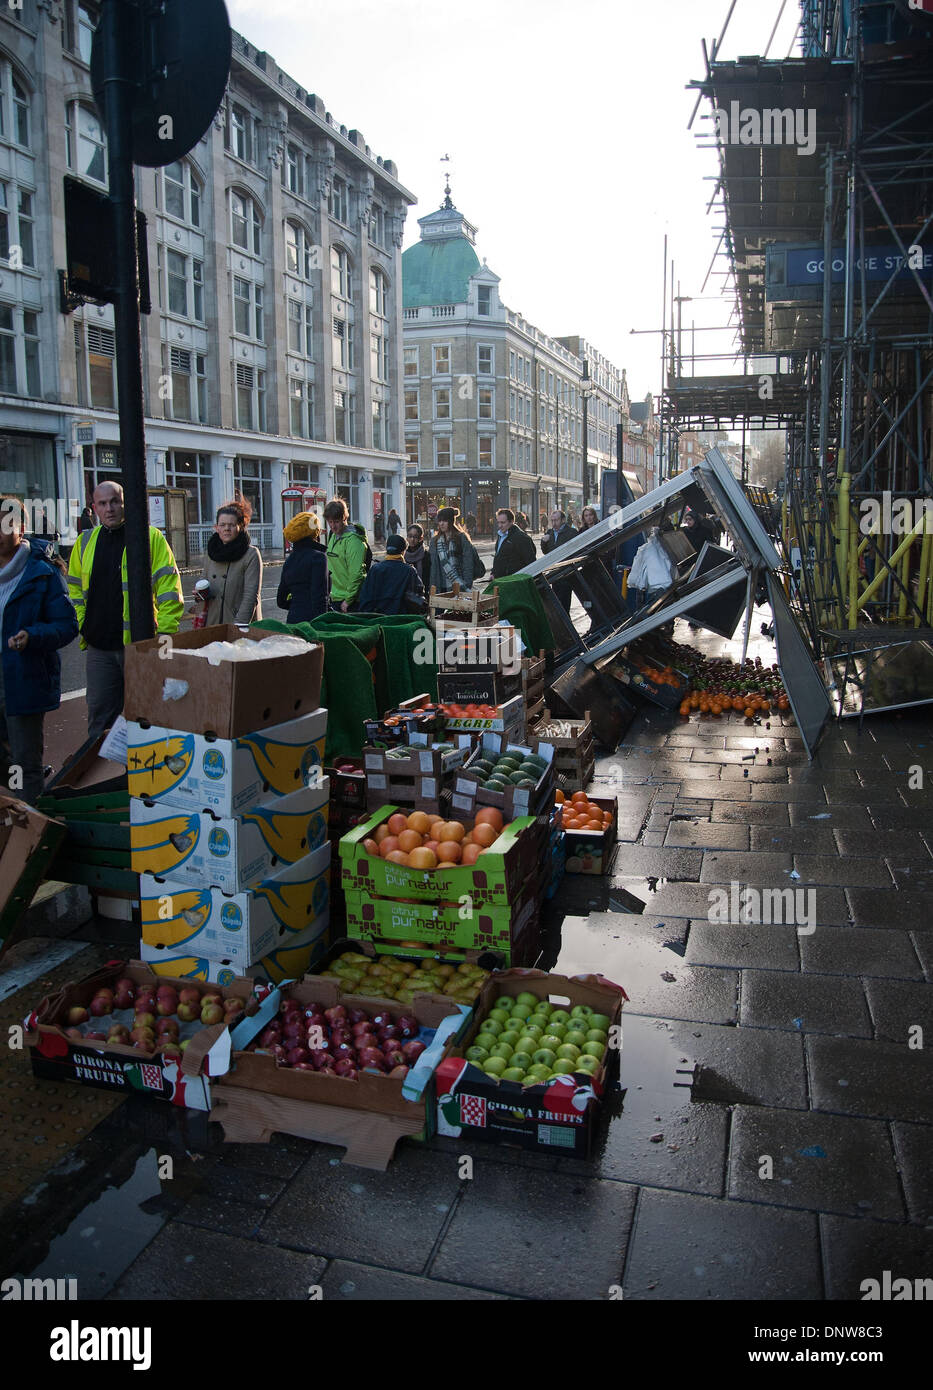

{"left": 1, "top": 616, "right": 932, "bottom": 1301}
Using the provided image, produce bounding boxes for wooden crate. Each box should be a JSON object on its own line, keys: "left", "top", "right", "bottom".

{"left": 428, "top": 585, "right": 499, "bottom": 627}
{"left": 522, "top": 655, "right": 547, "bottom": 707}
{"left": 528, "top": 709, "right": 596, "bottom": 792}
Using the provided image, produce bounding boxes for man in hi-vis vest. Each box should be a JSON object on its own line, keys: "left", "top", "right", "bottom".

{"left": 67, "top": 481, "right": 184, "bottom": 737}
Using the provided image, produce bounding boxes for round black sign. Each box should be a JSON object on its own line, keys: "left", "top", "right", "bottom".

{"left": 92, "top": 0, "right": 232, "bottom": 168}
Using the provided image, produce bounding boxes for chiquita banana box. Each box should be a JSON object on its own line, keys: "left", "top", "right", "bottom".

{"left": 131, "top": 778, "right": 329, "bottom": 894}
{"left": 125, "top": 709, "right": 327, "bottom": 817}
{"left": 138, "top": 842, "right": 331, "bottom": 970}
{"left": 138, "top": 916, "right": 330, "bottom": 986}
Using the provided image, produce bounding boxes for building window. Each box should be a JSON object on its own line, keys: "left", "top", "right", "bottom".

{"left": 477, "top": 284, "right": 491, "bottom": 316}
{"left": 369, "top": 205, "right": 386, "bottom": 247}
{"left": 369, "top": 267, "right": 388, "bottom": 318}
{"left": 233, "top": 276, "right": 263, "bottom": 341}
{"left": 477, "top": 345, "right": 493, "bottom": 376}
{"left": 329, "top": 175, "right": 349, "bottom": 224}
{"left": 332, "top": 316, "right": 352, "bottom": 370}
{"left": 287, "top": 298, "right": 313, "bottom": 357}
{"left": 0, "top": 304, "right": 37, "bottom": 395}
{"left": 234, "top": 456, "right": 272, "bottom": 523}
{"left": 230, "top": 190, "right": 261, "bottom": 255}
{"left": 334, "top": 390, "right": 354, "bottom": 445}
{"left": 165, "top": 450, "right": 212, "bottom": 526}
{"left": 65, "top": 102, "right": 106, "bottom": 184}
{"left": 74, "top": 320, "right": 116, "bottom": 409}
{"left": 524, "top": 359, "right": 530, "bottom": 385}
{"left": 372, "top": 399, "right": 386, "bottom": 450}
{"left": 165, "top": 249, "right": 204, "bottom": 321}
{"left": 286, "top": 145, "right": 302, "bottom": 196}
{"left": 540, "top": 404, "right": 547, "bottom": 432}
{"left": 330, "top": 245, "right": 351, "bottom": 300}
{"left": 509, "top": 436, "right": 516, "bottom": 468}
{"left": 405, "top": 437, "right": 419, "bottom": 468}
{"left": 404, "top": 346, "right": 418, "bottom": 378}
{"left": 370, "top": 330, "right": 389, "bottom": 382}
{"left": 228, "top": 104, "right": 257, "bottom": 165}
{"left": 404, "top": 388, "right": 419, "bottom": 421}
{"left": 435, "top": 435, "right": 451, "bottom": 470}
{"left": 334, "top": 466, "right": 360, "bottom": 517}
{"left": 434, "top": 388, "right": 450, "bottom": 420}
{"left": 285, "top": 221, "right": 316, "bottom": 280}
{"left": 478, "top": 387, "right": 493, "bottom": 420}
{"left": 161, "top": 160, "right": 201, "bottom": 227}
{"left": 433, "top": 344, "right": 450, "bottom": 375}
{"left": 163, "top": 346, "right": 206, "bottom": 424}
{"left": 235, "top": 364, "right": 266, "bottom": 432}
{"left": 289, "top": 379, "right": 314, "bottom": 438}
{"left": 479, "top": 436, "right": 494, "bottom": 469}
{"left": 76, "top": 4, "right": 98, "bottom": 64}
{"left": 524, "top": 397, "right": 532, "bottom": 427}
{"left": 0, "top": 182, "right": 34, "bottom": 267}
{"left": 0, "top": 64, "right": 30, "bottom": 149}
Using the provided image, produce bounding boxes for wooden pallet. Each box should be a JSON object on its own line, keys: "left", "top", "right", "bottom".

{"left": 428, "top": 585, "right": 499, "bottom": 626}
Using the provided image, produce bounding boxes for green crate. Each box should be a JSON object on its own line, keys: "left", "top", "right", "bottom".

{"left": 339, "top": 806, "right": 546, "bottom": 908}
{"left": 344, "top": 885, "right": 540, "bottom": 959}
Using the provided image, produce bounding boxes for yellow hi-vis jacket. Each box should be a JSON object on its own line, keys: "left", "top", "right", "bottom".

{"left": 67, "top": 524, "right": 184, "bottom": 649}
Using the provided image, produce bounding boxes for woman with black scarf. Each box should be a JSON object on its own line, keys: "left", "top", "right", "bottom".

{"left": 404, "top": 523, "right": 432, "bottom": 590}
{"left": 201, "top": 497, "right": 262, "bottom": 627}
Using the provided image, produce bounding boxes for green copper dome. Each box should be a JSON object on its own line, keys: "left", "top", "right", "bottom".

{"left": 402, "top": 235, "right": 481, "bottom": 309}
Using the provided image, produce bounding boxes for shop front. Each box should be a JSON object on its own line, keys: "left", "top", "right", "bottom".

{"left": 405, "top": 481, "right": 464, "bottom": 533}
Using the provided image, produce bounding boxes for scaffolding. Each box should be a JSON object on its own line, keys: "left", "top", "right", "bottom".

{"left": 675, "top": 0, "right": 933, "bottom": 714}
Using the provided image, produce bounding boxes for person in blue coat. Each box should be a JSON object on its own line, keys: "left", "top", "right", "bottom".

{"left": 0, "top": 496, "right": 79, "bottom": 804}
{"left": 277, "top": 511, "right": 328, "bottom": 624}
{"left": 357, "top": 535, "right": 426, "bottom": 615}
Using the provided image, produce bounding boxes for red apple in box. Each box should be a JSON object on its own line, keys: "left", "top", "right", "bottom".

{"left": 358, "top": 1047, "right": 386, "bottom": 1069}
{"left": 107, "top": 1025, "right": 130, "bottom": 1044}
{"left": 65, "top": 1027, "right": 85, "bottom": 1042}
{"left": 115, "top": 977, "right": 136, "bottom": 995}
{"left": 310, "top": 1050, "right": 335, "bottom": 1071}
{"left": 385, "top": 1049, "right": 406, "bottom": 1069}
{"left": 156, "top": 996, "right": 178, "bottom": 1018}
{"left": 324, "top": 1005, "right": 347, "bottom": 1026}
{"left": 134, "top": 1012, "right": 156, "bottom": 1031}
{"left": 131, "top": 1027, "right": 155, "bottom": 1047}
{"left": 389, "top": 1065, "right": 410, "bottom": 1079}
{"left": 286, "top": 1047, "right": 309, "bottom": 1067}
{"left": 201, "top": 992, "right": 223, "bottom": 1010}
{"left": 402, "top": 1040, "right": 427, "bottom": 1063}
{"left": 348, "top": 1008, "right": 370, "bottom": 1026}
{"left": 281, "top": 998, "right": 301, "bottom": 1015}
{"left": 155, "top": 1017, "right": 179, "bottom": 1037}
{"left": 66, "top": 1006, "right": 89, "bottom": 1026}
{"left": 223, "top": 997, "right": 245, "bottom": 1017}
{"left": 333, "top": 1060, "right": 357, "bottom": 1079}
{"left": 200, "top": 1003, "right": 224, "bottom": 1026}
{"left": 89, "top": 996, "right": 112, "bottom": 1018}
{"left": 396, "top": 1015, "right": 419, "bottom": 1040}
{"left": 377, "top": 1024, "right": 400, "bottom": 1044}
{"left": 258, "top": 1025, "right": 282, "bottom": 1049}
{"left": 113, "top": 988, "right": 135, "bottom": 1011}
{"left": 371, "top": 1011, "right": 392, "bottom": 1030}
{"left": 176, "top": 1002, "right": 199, "bottom": 1023}
{"left": 135, "top": 992, "right": 156, "bottom": 1012}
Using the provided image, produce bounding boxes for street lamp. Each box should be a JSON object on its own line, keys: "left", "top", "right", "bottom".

{"left": 580, "top": 360, "right": 597, "bottom": 509}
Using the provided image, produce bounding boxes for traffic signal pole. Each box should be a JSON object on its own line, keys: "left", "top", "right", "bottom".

{"left": 99, "top": 0, "right": 155, "bottom": 643}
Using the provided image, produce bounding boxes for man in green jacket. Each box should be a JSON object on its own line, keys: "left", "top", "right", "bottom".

{"left": 67, "top": 481, "right": 184, "bottom": 737}
{"left": 324, "top": 497, "right": 367, "bottom": 612}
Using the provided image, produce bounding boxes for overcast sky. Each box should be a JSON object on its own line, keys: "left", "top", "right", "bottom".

{"left": 228, "top": 0, "right": 801, "bottom": 402}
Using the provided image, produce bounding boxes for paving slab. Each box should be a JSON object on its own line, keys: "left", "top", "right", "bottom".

{"left": 847, "top": 888, "right": 929, "bottom": 929}
{"left": 740, "top": 970, "right": 872, "bottom": 1037}
{"left": 750, "top": 782, "right": 828, "bottom": 802}
{"left": 792, "top": 855, "right": 894, "bottom": 888}
{"left": 789, "top": 803, "right": 872, "bottom": 828}
{"left": 891, "top": 1123, "right": 933, "bottom": 1227}
{"left": 864, "top": 979, "right": 933, "bottom": 1045}
{"left": 699, "top": 850, "right": 794, "bottom": 884}
{"left": 807, "top": 1035, "right": 933, "bottom": 1123}
{"left": 623, "top": 1188, "right": 822, "bottom": 1300}
{"left": 609, "top": 846, "right": 704, "bottom": 880}
{"left": 800, "top": 927, "right": 923, "bottom": 980}
{"left": 887, "top": 860, "right": 933, "bottom": 890}
{"left": 712, "top": 800, "right": 790, "bottom": 824}
{"left": 720, "top": 764, "right": 790, "bottom": 782}
{"left": 867, "top": 803, "right": 931, "bottom": 829}
{"left": 619, "top": 880, "right": 729, "bottom": 919}
{"left": 750, "top": 825, "right": 837, "bottom": 853}
{"left": 686, "top": 920, "right": 801, "bottom": 972}
{"left": 690, "top": 747, "right": 762, "bottom": 764}
{"left": 683, "top": 1021, "right": 807, "bottom": 1110}
{"left": 728, "top": 1106, "right": 904, "bottom": 1220}
{"left": 820, "top": 1214, "right": 933, "bottom": 1299}
{"left": 835, "top": 829, "right": 933, "bottom": 862}
{"left": 110, "top": 1224, "right": 327, "bottom": 1299}
{"left": 318, "top": 1260, "right": 512, "bottom": 1300}
{"left": 257, "top": 1146, "right": 462, "bottom": 1272}
{"left": 430, "top": 1165, "right": 637, "bottom": 1300}
{"left": 665, "top": 820, "right": 750, "bottom": 850}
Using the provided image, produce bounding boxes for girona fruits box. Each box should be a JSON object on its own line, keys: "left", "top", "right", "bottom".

{"left": 435, "top": 969, "right": 627, "bottom": 1157}
{"left": 124, "top": 625, "right": 324, "bottom": 737}
{"left": 140, "top": 917, "right": 330, "bottom": 988}
{"left": 340, "top": 805, "right": 548, "bottom": 908}
{"left": 131, "top": 779, "right": 329, "bottom": 894}
{"left": 22, "top": 961, "right": 252, "bottom": 1110}
{"left": 125, "top": 708, "right": 327, "bottom": 817}
{"left": 212, "top": 976, "right": 471, "bottom": 1169}
{"left": 139, "top": 841, "right": 331, "bottom": 969}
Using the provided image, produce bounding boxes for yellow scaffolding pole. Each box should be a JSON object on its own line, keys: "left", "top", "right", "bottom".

{"left": 857, "top": 513, "right": 931, "bottom": 611}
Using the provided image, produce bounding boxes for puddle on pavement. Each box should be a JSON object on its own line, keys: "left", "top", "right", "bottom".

{"left": 19, "top": 1150, "right": 165, "bottom": 1298}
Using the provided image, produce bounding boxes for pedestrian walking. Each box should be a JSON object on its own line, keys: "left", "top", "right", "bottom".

{"left": 540, "top": 508, "right": 577, "bottom": 610}
{"left": 0, "top": 496, "right": 78, "bottom": 802}
{"left": 276, "top": 511, "right": 328, "bottom": 625}
{"left": 429, "top": 508, "right": 485, "bottom": 592}
{"left": 387, "top": 508, "right": 401, "bottom": 537}
{"left": 324, "top": 497, "right": 368, "bottom": 612}
{"left": 76, "top": 506, "right": 94, "bottom": 534}
{"left": 357, "top": 535, "right": 426, "bottom": 615}
{"left": 404, "top": 523, "right": 432, "bottom": 590}
{"left": 201, "top": 497, "right": 262, "bottom": 628}
{"left": 67, "top": 481, "right": 183, "bottom": 738}
{"left": 491, "top": 507, "right": 536, "bottom": 578}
